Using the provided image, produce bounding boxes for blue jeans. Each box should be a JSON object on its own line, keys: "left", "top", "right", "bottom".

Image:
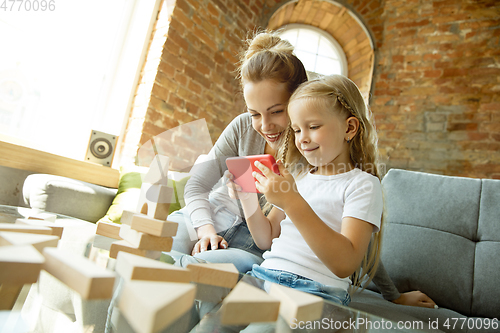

{"left": 168, "top": 203, "right": 265, "bottom": 273}
{"left": 248, "top": 265, "right": 351, "bottom": 306}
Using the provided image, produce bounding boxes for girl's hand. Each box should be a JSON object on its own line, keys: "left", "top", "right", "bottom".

{"left": 253, "top": 160, "right": 300, "bottom": 210}
{"left": 224, "top": 170, "right": 251, "bottom": 200}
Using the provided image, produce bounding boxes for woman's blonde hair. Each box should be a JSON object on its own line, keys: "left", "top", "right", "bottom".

{"left": 279, "top": 74, "right": 383, "bottom": 290}
{"left": 237, "top": 30, "right": 308, "bottom": 94}
{"left": 238, "top": 30, "right": 308, "bottom": 214}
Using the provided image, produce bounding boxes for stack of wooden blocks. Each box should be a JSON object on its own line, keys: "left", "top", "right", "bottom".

{"left": 0, "top": 213, "right": 116, "bottom": 312}
{"left": 104, "top": 210, "right": 178, "bottom": 260}
{"left": 2, "top": 155, "right": 327, "bottom": 332}
{"left": 94, "top": 154, "right": 180, "bottom": 260}
{"left": 109, "top": 251, "right": 325, "bottom": 332}
{"left": 91, "top": 154, "right": 326, "bottom": 331}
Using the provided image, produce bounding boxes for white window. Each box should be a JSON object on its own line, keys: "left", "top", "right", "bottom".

{"left": 0, "top": 0, "right": 160, "bottom": 161}
{"left": 279, "top": 24, "right": 348, "bottom": 78}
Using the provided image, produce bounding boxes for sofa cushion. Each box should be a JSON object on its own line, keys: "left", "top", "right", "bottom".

{"left": 382, "top": 169, "right": 481, "bottom": 237}
{"left": 473, "top": 179, "right": 500, "bottom": 318}
{"left": 97, "top": 166, "right": 145, "bottom": 224}
{"left": 380, "top": 169, "right": 487, "bottom": 317}
{"left": 23, "top": 174, "right": 117, "bottom": 223}
{"left": 380, "top": 223, "right": 476, "bottom": 316}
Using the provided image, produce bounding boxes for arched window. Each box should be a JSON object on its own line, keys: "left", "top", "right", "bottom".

{"left": 279, "top": 24, "right": 348, "bottom": 78}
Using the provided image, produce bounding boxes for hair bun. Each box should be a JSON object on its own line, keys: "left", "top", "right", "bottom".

{"left": 245, "top": 32, "right": 294, "bottom": 60}
{"left": 238, "top": 30, "right": 308, "bottom": 95}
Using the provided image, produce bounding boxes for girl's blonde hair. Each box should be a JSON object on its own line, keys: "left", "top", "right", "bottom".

{"left": 237, "top": 30, "right": 308, "bottom": 94}
{"left": 279, "top": 74, "right": 383, "bottom": 290}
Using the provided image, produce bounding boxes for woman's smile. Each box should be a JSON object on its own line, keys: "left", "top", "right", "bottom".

{"left": 264, "top": 132, "right": 283, "bottom": 142}
{"left": 243, "top": 79, "right": 290, "bottom": 150}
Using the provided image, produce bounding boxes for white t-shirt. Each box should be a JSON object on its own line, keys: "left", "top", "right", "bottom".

{"left": 260, "top": 168, "right": 383, "bottom": 291}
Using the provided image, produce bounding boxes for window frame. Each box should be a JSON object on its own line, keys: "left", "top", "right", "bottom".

{"left": 279, "top": 23, "right": 348, "bottom": 77}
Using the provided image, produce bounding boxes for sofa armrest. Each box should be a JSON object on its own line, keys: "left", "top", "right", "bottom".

{"left": 23, "top": 174, "right": 117, "bottom": 223}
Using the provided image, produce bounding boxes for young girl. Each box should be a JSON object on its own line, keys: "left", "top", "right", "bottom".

{"left": 227, "top": 74, "right": 383, "bottom": 305}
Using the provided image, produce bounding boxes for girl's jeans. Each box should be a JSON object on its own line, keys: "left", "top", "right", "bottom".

{"left": 248, "top": 265, "right": 351, "bottom": 306}
{"left": 168, "top": 200, "right": 265, "bottom": 273}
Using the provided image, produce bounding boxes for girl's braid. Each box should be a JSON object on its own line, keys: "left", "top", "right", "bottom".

{"left": 280, "top": 125, "right": 292, "bottom": 166}
{"left": 334, "top": 92, "right": 369, "bottom": 167}
{"left": 334, "top": 93, "right": 354, "bottom": 115}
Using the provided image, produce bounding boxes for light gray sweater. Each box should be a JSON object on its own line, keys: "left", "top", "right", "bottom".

{"left": 184, "top": 113, "right": 265, "bottom": 229}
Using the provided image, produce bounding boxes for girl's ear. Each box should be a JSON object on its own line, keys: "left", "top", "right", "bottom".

{"left": 345, "top": 116, "right": 359, "bottom": 139}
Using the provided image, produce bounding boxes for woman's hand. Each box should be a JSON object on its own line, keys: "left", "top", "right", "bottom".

{"left": 253, "top": 160, "right": 300, "bottom": 210}
{"left": 392, "top": 291, "right": 438, "bottom": 308}
{"left": 224, "top": 170, "right": 251, "bottom": 200}
{"left": 192, "top": 224, "right": 228, "bottom": 255}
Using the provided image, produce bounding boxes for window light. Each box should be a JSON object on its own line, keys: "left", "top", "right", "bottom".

{"left": 279, "top": 24, "right": 347, "bottom": 78}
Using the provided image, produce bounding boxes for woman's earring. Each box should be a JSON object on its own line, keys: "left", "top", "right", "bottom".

{"left": 347, "top": 137, "right": 350, "bottom": 144}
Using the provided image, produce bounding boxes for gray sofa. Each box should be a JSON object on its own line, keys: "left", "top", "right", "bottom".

{"left": 22, "top": 169, "right": 500, "bottom": 332}
{"left": 351, "top": 169, "right": 500, "bottom": 333}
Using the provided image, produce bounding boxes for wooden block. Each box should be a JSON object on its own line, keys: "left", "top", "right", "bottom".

{"left": 187, "top": 263, "right": 239, "bottom": 288}
{"left": 136, "top": 183, "right": 173, "bottom": 221}
{"left": 96, "top": 221, "right": 123, "bottom": 240}
{"left": 27, "top": 212, "right": 57, "bottom": 222}
{"left": 109, "top": 240, "right": 161, "bottom": 260}
{"left": 15, "top": 218, "right": 64, "bottom": 238}
{"left": 0, "top": 223, "right": 52, "bottom": 235}
{"left": 115, "top": 252, "right": 191, "bottom": 282}
{"left": 120, "top": 210, "right": 136, "bottom": 226}
{"left": 0, "top": 245, "right": 45, "bottom": 284}
{"left": 129, "top": 214, "right": 178, "bottom": 237}
{"left": 118, "top": 280, "right": 196, "bottom": 333}
{"left": 119, "top": 224, "right": 173, "bottom": 251}
{"left": 0, "top": 231, "right": 59, "bottom": 253}
{"left": 0, "top": 284, "right": 24, "bottom": 310}
{"left": 42, "top": 247, "right": 116, "bottom": 299}
{"left": 269, "top": 283, "right": 324, "bottom": 324}
{"left": 220, "top": 281, "right": 280, "bottom": 325}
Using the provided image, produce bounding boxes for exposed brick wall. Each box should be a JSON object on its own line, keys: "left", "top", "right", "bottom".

{"left": 141, "top": 0, "right": 265, "bottom": 148}
{"left": 122, "top": 0, "right": 499, "bottom": 179}
{"left": 370, "top": 0, "right": 500, "bottom": 178}
{"left": 265, "top": 0, "right": 500, "bottom": 178}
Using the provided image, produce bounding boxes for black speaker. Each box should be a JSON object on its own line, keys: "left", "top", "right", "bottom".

{"left": 85, "top": 130, "right": 117, "bottom": 167}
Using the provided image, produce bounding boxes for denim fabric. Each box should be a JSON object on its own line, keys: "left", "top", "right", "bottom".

{"left": 217, "top": 218, "right": 265, "bottom": 258}
{"left": 169, "top": 209, "right": 198, "bottom": 254}
{"left": 248, "top": 265, "right": 351, "bottom": 306}
{"left": 169, "top": 199, "right": 265, "bottom": 273}
{"left": 193, "top": 246, "right": 263, "bottom": 274}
